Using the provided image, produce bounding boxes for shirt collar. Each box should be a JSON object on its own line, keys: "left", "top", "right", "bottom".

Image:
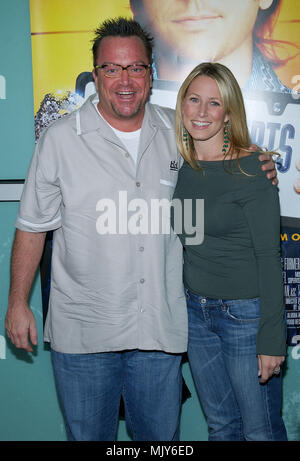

{"left": 76, "top": 93, "right": 173, "bottom": 136}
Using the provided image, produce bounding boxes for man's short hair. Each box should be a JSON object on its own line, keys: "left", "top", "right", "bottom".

{"left": 92, "top": 17, "right": 153, "bottom": 69}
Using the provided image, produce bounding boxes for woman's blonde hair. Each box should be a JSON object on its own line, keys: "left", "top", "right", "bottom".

{"left": 175, "top": 62, "right": 255, "bottom": 170}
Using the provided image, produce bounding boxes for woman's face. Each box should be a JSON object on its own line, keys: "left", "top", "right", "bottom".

{"left": 140, "top": 0, "right": 274, "bottom": 61}
{"left": 182, "top": 75, "right": 229, "bottom": 148}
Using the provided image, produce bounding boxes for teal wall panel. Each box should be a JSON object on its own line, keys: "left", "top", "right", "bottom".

{"left": 0, "top": 0, "right": 35, "bottom": 179}
{"left": 0, "top": 202, "right": 66, "bottom": 441}
{"left": 282, "top": 347, "right": 300, "bottom": 440}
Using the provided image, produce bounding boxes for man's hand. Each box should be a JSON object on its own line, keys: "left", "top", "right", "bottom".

{"left": 5, "top": 229, "right": 46, "bottom": 353}
{"left": 5, "top": 302, "right": 37, "bottom": 352}
{"left": 257, "top": 354, "right": 285, "bottom": 384}
{"left": 258, "top": 153, "right": 278, "bottom": 186}
{"left": 249, "top": 145, "right": 278, "bottom": 186}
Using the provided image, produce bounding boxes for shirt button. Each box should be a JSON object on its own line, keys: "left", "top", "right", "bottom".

{"left": 140, "top": 278, "right": 145, "bottom": 284}
{"left": 136, "top": 181, "right": 141, "bottom": 187}
{"left": 201, "top": 298, "right": 206, "bottom": 304}
{"left": 140, "top": 308, "right": 145, "bottom": 313}
{"left": 139, "top": 246, "right": 144, "bottom": 252}
{"left": 125, "top": 152, "right": 129, "bottom": 158}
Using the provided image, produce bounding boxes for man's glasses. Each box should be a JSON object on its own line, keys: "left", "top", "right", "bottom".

{"left": 94, "top": 63, "right": 152, "bottom": 78}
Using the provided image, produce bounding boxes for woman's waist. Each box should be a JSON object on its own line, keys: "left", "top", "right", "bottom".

{"left": 184, "top": 286, "right": 259, "bottom": 305}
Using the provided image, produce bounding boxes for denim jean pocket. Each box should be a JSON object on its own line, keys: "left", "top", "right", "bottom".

{"left": 224, "top": 297, "right": 260, "bottom": 323}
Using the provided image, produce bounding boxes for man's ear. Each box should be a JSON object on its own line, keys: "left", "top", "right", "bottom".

{"left": 149, "top": 67, "right": 153, "bottom": 89}
{"left": 92, "top": 69, "right": 99, "bottom": 91}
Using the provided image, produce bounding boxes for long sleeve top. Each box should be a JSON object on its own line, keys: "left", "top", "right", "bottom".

{"left": 172, "top": 152, "right": 286, "bottom": 356}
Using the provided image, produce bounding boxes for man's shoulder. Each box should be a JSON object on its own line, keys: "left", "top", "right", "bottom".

{"left": 41, "top": 94, "right": 97, "bottom": 138}
{"left": 146, "top": 102, "right": 175, "bottom": 129}
{"left": 148, "top": 102, "right": 175, "bottom": 117}
{"left": 39, "top": 109, "right": 77, "bottom": 141}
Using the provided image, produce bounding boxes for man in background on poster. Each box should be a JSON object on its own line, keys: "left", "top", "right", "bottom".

{"left": 75, "top": 0, "right": 291, "bottom": 98}
{"left": 130, "top": 0, "right": 292, "bottom": 92}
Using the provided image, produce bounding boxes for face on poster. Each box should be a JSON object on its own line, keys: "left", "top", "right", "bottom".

{"left": 131, "top": 0, "right": 275, "bottom": 85}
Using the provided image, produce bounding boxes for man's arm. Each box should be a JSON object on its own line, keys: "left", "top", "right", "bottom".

{"left": 258, "top": 153, "right": 278, "bottom": 185}
{"left": 5, "top": 229, "right": 47, "bottom": 352}
{"left": 249, "top": 145, "right": 278, "bottom": 185}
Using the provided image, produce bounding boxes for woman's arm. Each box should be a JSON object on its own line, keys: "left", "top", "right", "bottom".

{"left": 239, "top": 169, "right": 286, "bottom": 381}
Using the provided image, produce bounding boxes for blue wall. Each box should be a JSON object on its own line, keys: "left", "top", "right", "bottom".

{"left": 0, "top": 1, "right": 35, "bottom": 179}
{"left": 0, "top": 0, "right": 299, "bottom": 441}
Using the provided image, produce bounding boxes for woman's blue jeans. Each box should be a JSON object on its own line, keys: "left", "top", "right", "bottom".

{"left": 51, "top": 348, "right": 182, "bottom": 441}
{"left": 185, "top": 288, "right": 287, "bottom": 441}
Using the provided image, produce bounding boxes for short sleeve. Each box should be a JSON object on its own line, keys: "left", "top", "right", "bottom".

{"left": 16, "top": 128, "right": 62, "bottom": 232}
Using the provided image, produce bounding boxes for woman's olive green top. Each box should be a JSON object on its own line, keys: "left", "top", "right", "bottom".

{"left": 172, "top": 152, "right": 286, "bottom": 356}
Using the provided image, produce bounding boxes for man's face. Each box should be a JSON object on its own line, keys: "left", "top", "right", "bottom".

{"left": 92, "top": 36, "right": 152, "bottom": 130}
{"left": 139, "top": 0, "right": 272, "bottom": 62}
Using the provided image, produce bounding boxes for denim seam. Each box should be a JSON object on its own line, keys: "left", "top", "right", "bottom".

{"left": 122, "top": 385, "right": 136, "bottom": 440}
{"left": 110, "top": 399, "right": 122, "bottom": 441}
{"left": 264, "top": 383, "right": 275, "bottom": 441}
{"left": 224, "top": 303, "right": 260, "bottom": 323}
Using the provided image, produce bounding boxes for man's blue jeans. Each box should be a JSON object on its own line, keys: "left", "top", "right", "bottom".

{"left": 185, "top": 288, "right": 287, "bottom": 441}
{"left": 51, "top": 348, "right": 182, "bottom": 441}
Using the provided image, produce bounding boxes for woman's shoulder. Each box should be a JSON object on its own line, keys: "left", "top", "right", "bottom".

{"left": 236, "top": 151, "right": 269, "bottom": 178}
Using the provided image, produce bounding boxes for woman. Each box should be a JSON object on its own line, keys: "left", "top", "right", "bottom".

{"left": 172, "top": 62, "right": 287, "bottom": 441}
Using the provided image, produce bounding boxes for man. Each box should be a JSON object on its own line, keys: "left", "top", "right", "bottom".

{"left": 5, "top": 17, "right": 277, "bottom": 441}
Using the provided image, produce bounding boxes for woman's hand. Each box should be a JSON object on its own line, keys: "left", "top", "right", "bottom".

{"left": 257, "top": 354, "right": 285, "bottom": 384}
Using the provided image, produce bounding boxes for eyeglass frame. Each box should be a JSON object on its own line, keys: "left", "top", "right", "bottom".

{"left": 94, "top": 62, "right": 152, "bottom": 78}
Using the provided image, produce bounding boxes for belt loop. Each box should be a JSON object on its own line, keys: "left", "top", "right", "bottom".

{"left": 184, "top": 288, "right": 190, "bottom": 300}
{"left": 220, "top": 299, "right": 226, "bottom": 311}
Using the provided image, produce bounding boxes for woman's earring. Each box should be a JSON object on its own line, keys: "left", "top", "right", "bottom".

{"left": 222, "top": 123, "right": 229, "bottom": 155}
{"left": 183, "top": 128, "right": 189, "bottom": 149}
